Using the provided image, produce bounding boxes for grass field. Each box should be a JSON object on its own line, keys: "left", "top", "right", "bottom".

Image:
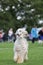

{"left": 0, "top": 41, "right": 43, "bottom": 65}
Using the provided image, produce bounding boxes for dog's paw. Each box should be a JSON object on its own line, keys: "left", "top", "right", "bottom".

{"left": 13, "top": 56, "right": 17, "bottom": 62}
{"left": 17, "top": 56, "right": 24, "bottom": 63}
{"left": 24, "top": 55, "right": 28, "bottom": 61}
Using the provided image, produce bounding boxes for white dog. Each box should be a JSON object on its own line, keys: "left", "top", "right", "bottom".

{"left": 13, "top": 28, "right": 29, "bottom": 63}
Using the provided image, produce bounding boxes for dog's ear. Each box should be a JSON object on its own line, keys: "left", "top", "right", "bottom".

{"left": 22, "top": 28, "right": 26, "bottom": 31}
{"left": 24, "top": 31, "right": 28, "bottom": 35}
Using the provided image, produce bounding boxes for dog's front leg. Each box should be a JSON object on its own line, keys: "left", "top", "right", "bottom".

{"left": 17, "top": 55, "right": 24, "bottom": 63}
{"left": 14, "top": 52, "right": 17, "bottom": 62}
{"left": 17, "top": 52, "right": 25, "bottom": 64}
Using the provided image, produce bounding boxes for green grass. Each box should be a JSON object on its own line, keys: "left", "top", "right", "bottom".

{"left": 0, "top": 41, "right": 43, "bottom": 65}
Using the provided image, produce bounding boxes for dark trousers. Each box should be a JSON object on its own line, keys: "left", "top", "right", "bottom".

{"left": 32, "top": 38, "right": 38, "bottom": 43}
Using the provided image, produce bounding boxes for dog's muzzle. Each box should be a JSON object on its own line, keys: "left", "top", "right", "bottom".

{"left": 17, "top": 34, "right": 21, "bottom": 36}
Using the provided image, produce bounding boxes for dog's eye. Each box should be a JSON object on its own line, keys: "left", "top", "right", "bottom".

{"left": 19, "top": 30, "right": 21, "bottom": 32}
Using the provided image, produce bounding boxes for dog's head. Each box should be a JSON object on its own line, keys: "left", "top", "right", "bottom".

{"left": 15, "top": 28, "right": 28, "bottom": 39}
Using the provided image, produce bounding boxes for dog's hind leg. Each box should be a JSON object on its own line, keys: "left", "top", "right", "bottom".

{"left": 24, "top": 52, "right": 28, "bottom": 61}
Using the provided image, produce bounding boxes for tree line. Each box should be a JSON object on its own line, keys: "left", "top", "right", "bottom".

{"left": 0, "top": 0, "right": 43, "bottom": 32}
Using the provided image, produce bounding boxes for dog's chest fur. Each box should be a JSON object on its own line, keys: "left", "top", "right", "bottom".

{"left": 14, "top": 38, "right": 28, "bottom": 52}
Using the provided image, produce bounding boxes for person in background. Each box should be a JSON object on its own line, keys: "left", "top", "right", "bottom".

{"left": 3, "top": 32, "right": 8, "bottom": 41}
{"left": 8, "top": 28, "right": 14, "bottom": 42}
{"left": 0, "top": 29, "right": 4, "bottom": 42}
{"left": 38, "top": 28, "right": 43, "bottom": 43}
{"left": 31, "top": 25, "right": 38, "bottom": 43}
{"left": 0, "top": 31, "right": 3, "bottom": 42}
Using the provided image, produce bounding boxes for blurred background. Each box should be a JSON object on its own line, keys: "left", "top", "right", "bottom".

{"left": 0, "top": 1, "right": 43, "bottom": 65}
{"left": 0, "top": 0, "right": 43, "bottom": 32}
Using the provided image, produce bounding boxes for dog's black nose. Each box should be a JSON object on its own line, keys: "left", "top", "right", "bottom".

{"left": 17, "top": 34, "right": 20, "bottom": 36}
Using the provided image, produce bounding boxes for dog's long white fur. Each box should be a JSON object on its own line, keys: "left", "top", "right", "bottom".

{"left": 13, "top": 28, "right": 29, "bottom": 63}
